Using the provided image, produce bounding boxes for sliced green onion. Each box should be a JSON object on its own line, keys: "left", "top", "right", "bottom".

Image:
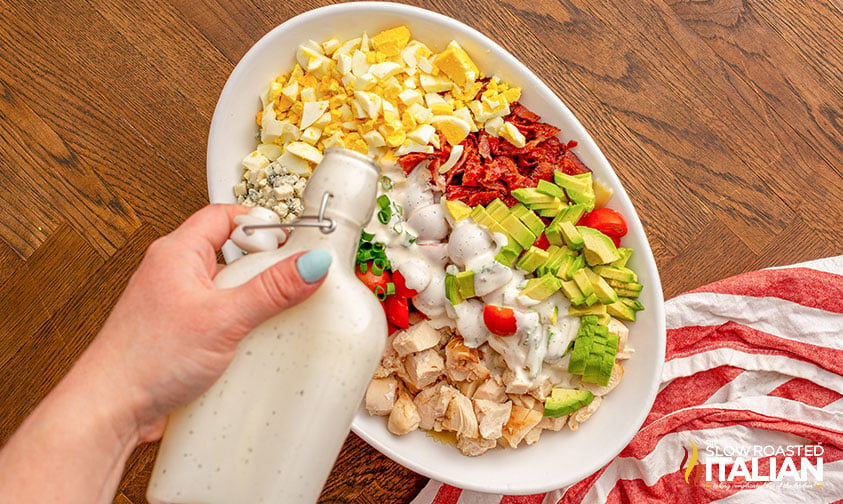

{"left": 380, "top": 176, "right": 394, "bottom": 190}
{"left": 377, "top": 194, "right": 390, "bottom": 209}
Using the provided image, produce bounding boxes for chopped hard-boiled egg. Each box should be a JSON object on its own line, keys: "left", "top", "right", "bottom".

{"left": 240, "top": 26, "right": 524, "bottom": 177}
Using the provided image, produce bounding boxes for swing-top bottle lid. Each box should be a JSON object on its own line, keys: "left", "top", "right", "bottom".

{"left": 301, "top": 148, "right": 381, "bottom": 227}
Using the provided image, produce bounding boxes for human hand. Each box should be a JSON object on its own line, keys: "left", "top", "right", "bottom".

{"left": 87, "top": 204, "right": 331, "bottom": 444}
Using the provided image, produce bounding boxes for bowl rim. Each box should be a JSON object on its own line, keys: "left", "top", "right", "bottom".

{"left": 206, "top": 1, "right": 666, "bottom": 495}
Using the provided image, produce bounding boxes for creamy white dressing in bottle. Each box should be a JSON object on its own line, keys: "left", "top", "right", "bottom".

{"left": 147, "top": 148, "right": 387, "bottom": 504}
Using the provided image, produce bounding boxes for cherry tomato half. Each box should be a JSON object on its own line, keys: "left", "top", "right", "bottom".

{"left": 356, "top": 261, "right": 391, "bottom": 295}
{"left": 384, "top": 295, "right": 410, "bottom": 329}
{"left": 578, "top": 208, "right": 628, "bottom": 246}
{"left": 483, "top": 305, "right": 518, "bottom": 336}
{"left": 392, "top": 270, "right": 419, "bottom": 298}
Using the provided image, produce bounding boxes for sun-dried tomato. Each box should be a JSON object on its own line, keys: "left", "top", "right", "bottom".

{"left": 398, "top": 101, "right": 591, "bottom": 207}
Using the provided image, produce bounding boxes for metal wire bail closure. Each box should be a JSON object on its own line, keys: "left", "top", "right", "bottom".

{"left": 242, "top": 191, "right": 336, "bottom": 235}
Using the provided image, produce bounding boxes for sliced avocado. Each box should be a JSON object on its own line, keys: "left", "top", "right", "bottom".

{"left": 444, "top": 273, "right": 463, "bottom": 305}
{"left": 611, "top": 247, "right": 634, "bottom": 267}
{"left": 516, "top": 246, "right": 550, "bottom": 274}
{"left": 501, "top": 214, "right": 536, "bottom": 249}
{"left": 537, "top": 200, "right": 567, "bottom": 217}
{"left": 559, "top": 279, "right": 586, "bottom": 305}
{"left": 544, "top": 221, "right": 564, "bottom": 246}
{"left": 564, "top": 253, "right": 585, "bottom": 280}
{"left": 568, "top": 302, "right": 608, "bottom": 317}
{"left": 620, "top": 297, "right": 645, "bottom": 311}
{"left": 554, "top": 172, "right": 596, "bottom": 210}
{"left": 539, "top": 246, "right": 566, "bottom": 276}
{"left": 515, "top": 207, "right": 546, "bottom": 236}
{"left": 455, "top": 270, "right": 476, "bottom": 299}
{"left": 606, "top": 300, "right": 637, "bottom": 321}
{"left": 584, "top": 268, "right": 618, "bottom": 304}
{"left": 567, "top": 334, "right": 592, "bottom": 374}
{"left": 559, "top": 221, "right": 584, "bottom": 250}
{"left": 582, "top": 352, "right": 605, "bottom": 385}
{"left": 470, "top": 205, "right": 494, "bottom": 227}
{"left": 486, "top": 198, "right": 511, "bottom": 222}
{"left": 578, "top": 226, "right": 621, "bottom": 265}
{"left": 535, "top": 179, "right": 567, "bottom": 199}
{"left": 511, "top": 187, "right": 557, "bottom": 208}
{"left": 494, "top": 239, "right": 523, "bottom": 267}
{"left": 572, "top": 268, "right": 595, "bottom": 297}
{"left": 521, "top": 274, "right": 562, "bottom": 301}
{"left": 607, "top": 279, "right": 643, "bottom": 298}
{"left": 555, "top": 203, "right": 588, "bottom": 224}
{"left": 592, "top": 265, "right": 638, "bottom": 283}
{"left": 543, "top": 388, "right": 594, "bottom": 417}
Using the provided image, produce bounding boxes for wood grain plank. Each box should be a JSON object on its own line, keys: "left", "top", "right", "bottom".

{"left": 0, "top": 223, "right": 158, "bottom": 443}
{"left": 0, "top": 225, "right": 102, "bottom": 372}
{"left": 0, "top": 76, "right": 141, "bottom": 257}
{"left": 0, "top": 1, "right": 210, "bottom": 233}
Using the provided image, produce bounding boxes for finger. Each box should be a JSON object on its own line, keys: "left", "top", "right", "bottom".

{"left": 222, "top": 249, "right": 333, "bottom": 331}
{"left": 170, "top": 204, "right": 251, "bottom": 251}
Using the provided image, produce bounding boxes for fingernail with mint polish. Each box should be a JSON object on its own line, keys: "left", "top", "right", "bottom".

{"left": 296, "top": 249, "right": 332, "bottom": 283}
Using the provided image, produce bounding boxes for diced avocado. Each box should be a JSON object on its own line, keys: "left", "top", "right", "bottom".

{"left": 567, "top": 334, "right": 592, "bottom": 374}
{"left": 521, "top": 274, "right": 562, "bottom": 301}
{"left": 512, "top": 205, "right": 545, "bottom": 236}
{"left": 592, "top": 265, "right": 638, "bottom": 283}
{"left": 606, "top": 279, "right": 643, "bottom": 298}
{"left": 582, "top": 352, "right": 605, "bottom": 385}
{"left": 611, "top": 247, "right": 633, "bottom": 267}
{"left": 486, "top": 198, "right": 510, "bottom": 222}
{"left": 562, "top": 253, "right": 585, "bottom": 280}
{"left": 516, "top": 246, "right": 550, "bottom": 273}
{"left": 446, "top": 199, "right": 472, "bottom": 221}
{"left": 539, "top": 246, "right": 566, "bottom": 276}
{"left": 583, "top": 292, "right": 600, "bottom": 307}
{"left": 544, "top": 221, "right": 564, "bottom": 246}
{"left": 554, "top": 172, "right": 596, "bottom": 210}
{"left": 568, "top": 303, "right": 608, "bottom": 317}
{"left": 455, "top": 270, "right": 476, "bottom": 299}
{"left": 584, "top": 268, "right": 618, "bottom": 304}
{"left": 555, "top": 203, "right": 588, "bottom": 224}
{"left": 559, "top": 221, "right": 584, "bottom": 250}
{"left": 620, "top": 297, "right": 645, "bottom": 311}
{"left": 537, "top": 200, "right": 567, "bottom": 217}
{"left": 559, "top": 279, "right": 586, "bottom": 305}
{"left": 494, "top": 239, "right": 523, "bottom": 267}
{"left": 572, "top": 268, "right": 595, "bottom": 297}
{"left": 543, "top": 388, "right": 595, "bottom": 417}
{"left": 606, "top": 300, "right": 637, "bottom": 321}
{"left": 470, "top": 205, "right": 494, "bottom": 227}
{"left": 578, "top": 226, "right": 621, "bottom": 265}
{"left": 501, "top": 214, "right": 536, "bottom": 249}
{"left": 511, "top": 187, "right": 558, "bottom": 208}
{"left": 535, "top": 179, "right": 567, "bottom": 199}
{"left": 444, "top": 273, "right": 463, "bottom": 305}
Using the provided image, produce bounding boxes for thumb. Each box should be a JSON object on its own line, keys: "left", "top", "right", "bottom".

{"left": 225, "top": 249, "right": 333, "bottom": 330}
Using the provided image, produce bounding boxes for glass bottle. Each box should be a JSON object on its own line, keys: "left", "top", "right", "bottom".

{"left": 147, "top": 148, "right": 387, "bottom": 504}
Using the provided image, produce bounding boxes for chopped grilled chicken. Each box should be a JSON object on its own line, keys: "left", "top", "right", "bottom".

{"left": 414, "top": 382, "right": 457, "bottom": 431}
{"left": 608, "top": 317, "right": 634, "bottom": 360}
{"left": 365, "top": 376, "right": 398, "bottom": 416}
{"left": 404, "top": 348, "right": 445, "bottom": 390}
{"left": 473, "top": 399, "right": 512, "bottom": 440}
{"left": 472, "top": 377, "right": 508, "bottom": 403}
{"left": 445, "top": 337, "right": 490, "bottom": 382}
{"left": 500, "top": 404, "right": 543, "bottom": 448}
{"left": 442, "top": 390, "right": 479, "bottom": 439}
{"left": 392, "top": 320, "right": 443, "bottom": 356}
{"left": 457, "top": 436, "right": 497, "bottom": 456}
{"left": 388, "top": 389, "right": 421, "bottom": 435}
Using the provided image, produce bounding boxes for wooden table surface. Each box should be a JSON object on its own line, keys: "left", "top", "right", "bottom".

{"left": 1, "top": 0, "right": 840, "bottom": 502}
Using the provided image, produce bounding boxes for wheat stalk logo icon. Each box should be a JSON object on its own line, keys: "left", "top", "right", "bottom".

{"left": 684, "top": 441, "right": 699, "bottom": 484}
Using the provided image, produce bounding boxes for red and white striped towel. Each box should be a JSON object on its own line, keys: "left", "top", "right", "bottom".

{"left": 412, "top": 256, "right": 843, "bottom": 504}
